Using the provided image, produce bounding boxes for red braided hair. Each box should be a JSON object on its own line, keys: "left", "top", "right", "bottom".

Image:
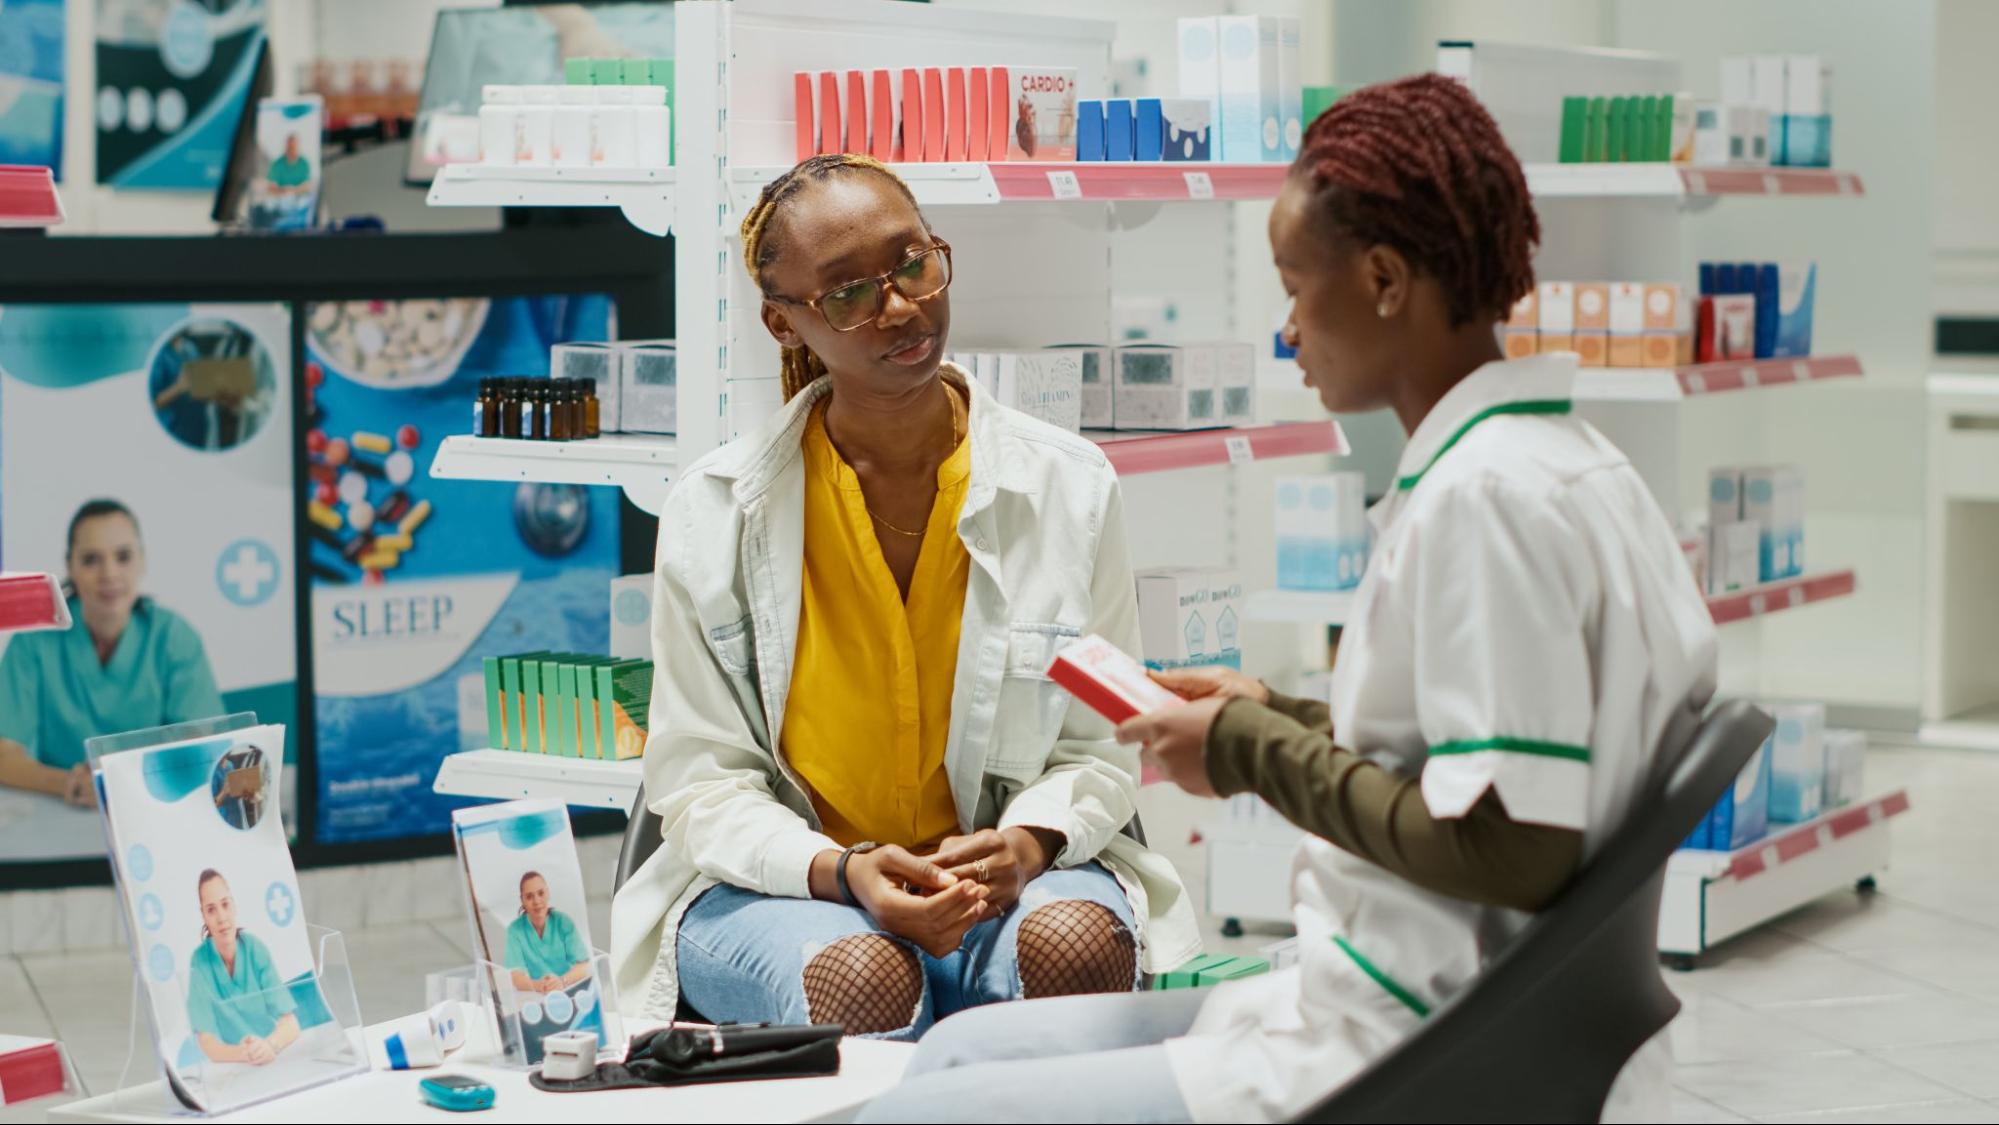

{"left": 1294, "top": 74, "right": 1539, "bottom": 327}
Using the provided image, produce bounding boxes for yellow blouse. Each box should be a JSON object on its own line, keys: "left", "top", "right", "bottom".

{"left": 782, "top": 401, "right": 971, "bottom": 850}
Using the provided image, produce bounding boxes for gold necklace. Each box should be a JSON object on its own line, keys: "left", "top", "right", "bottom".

{"left": 865, "top": 381, "right": 964, "bottom": 539}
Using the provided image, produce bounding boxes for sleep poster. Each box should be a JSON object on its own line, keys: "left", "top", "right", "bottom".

{"left": 302, "top": 297, "right": 619, "bottom": 846}
{"left": 0, "top": 302, "right": 299, "bottom": 867}
{"left": 94, "top": 0, "right": 266, "bottom": 188}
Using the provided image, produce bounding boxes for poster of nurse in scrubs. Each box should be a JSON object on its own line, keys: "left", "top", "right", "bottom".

{"left": 98, "top": 724, "right": 362, "bottom": 1112}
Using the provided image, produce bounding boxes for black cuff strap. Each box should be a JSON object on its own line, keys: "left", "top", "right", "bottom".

{"left": 835, "top": 843, "right": 876, "bottom": 907}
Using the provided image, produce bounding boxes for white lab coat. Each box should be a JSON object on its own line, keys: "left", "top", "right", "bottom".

{"left": 1164, "top": 354, "right": 1718, "bottom": 1122}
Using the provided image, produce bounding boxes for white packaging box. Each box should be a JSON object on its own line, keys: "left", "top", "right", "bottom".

{"left": 1733, "top": 105, "right": 1772, "bottom": 166}
{"left": 1136, "top": 567, "right": 1244, "bottom": 671}
{"left": 1004, "top": 66, "right": 1078, "bottom": 161}
{"left": 1781, "top": 56, "right": 1831, "bottom": 167}
{"left": 1750, "top": 56, "right": 1788, "bottom": 162}
{"left": 724, "top": 377, "right": 784, "bottom": 440}
{"left": 1765, "top": 701, "right": 1826, "bottom": 823}
{"left": 1050, "top": 344, "right": 1112, "bottom": 429}
{"left": 1670, "top": 90, "right": 1697, "bottom": 163}
{"left": 1720, "top": 56, "right": 1753, "bottom": 106}
{"left": 993, "top": 350, "right": 1084, "bottom": 434}
{"left": 1114, "top": 344, "right": 1221, "bottom": 430}
{"left": 552, "top": 342, "right": 620, "bottom": 432}
{"left": 1175, "top": 18, "right": 1222, "bottom": 152}
{"left": 1215, "top": 15, "right": 1281, "bottom": 163}
{"left": 1204, "top": 339, "right": 1255, "bottom": 424}
{"left": 1707, "top": 520, "right": 1760, "bottom": 595}
{"left": 1823, "top": 729, "right": 1866, "bottom": 808}
{"left": 609, "top": 573, "right": 652, "bottom": 660}
{"left": 1692, "top": 101, "right": 1729, "bottom": 165}
{"left": 1536, "top": 281, "right": 1575, "bottom": 353}
{"left": 1275, "top": 16, "right": 1303, "bottom": 160}
{"left": 1708, "top": 466, "right": 1747, "bottom": 530}
{"left": 617, "top": 340, "right": 676, "bottom": 434}
{"left": 1743, "top": 465, "right": 1804, "bottom": 581}
{"left": 1275, "top": 473, "right": 1368, "bottom": 592}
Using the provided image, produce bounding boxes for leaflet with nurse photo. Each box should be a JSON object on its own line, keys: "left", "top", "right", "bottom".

{"left": 451, "top": 799, "right": 609, "bottom": 1065}
{"left": 96, "top": 724, "right": 363, "bottom": 1111}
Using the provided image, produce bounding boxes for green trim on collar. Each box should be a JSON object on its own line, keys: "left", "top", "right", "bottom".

{"left": 1333, "top": 936, "right": 1432, "bottom": 1018}
{"left": 1393, "top": 399, "right": 1573, "bottom": 492}
{"left": 1431, "top": 737, "right": 1592, "bottom": 764}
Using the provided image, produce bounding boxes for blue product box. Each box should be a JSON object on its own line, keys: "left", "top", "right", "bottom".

{"left": 1158, "top": 97, "right": 1213, "bottom": 162}
{"left": 1076, "top": 100, "right": 1106, "bottom": 162}
{"left": 1772, "top": 263, "right": 1816, "bottom": 358}
{"left": 1274, "top": 474, "right": 1368, "bottom": 592}
{"left": 1682, "top": 809, "right": 1712, "bottom": 850}
{"left": 1134, "top": 98, "right": 1164, "bottom": 161}
{"left": 1754, "top": 264, "right": 1780, "bottom": 359}
{"left": 1715, "top": 262, "right": 1738, "bottom": 294}
{"left": 1708, "top": 735, "right": 1773, "bottom": 851}
{"left": 1766, "top": 702, "right": 1826, "bottom": 823}
{"left": 1698, "top": 262, "right": 1717, "bottom": 296}
{"left": 1105, "top": 99, "right": 1135, "bottom": 161}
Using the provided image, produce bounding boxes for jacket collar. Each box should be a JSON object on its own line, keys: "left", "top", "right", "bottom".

{"left": 708, "top": 362, "right": 1027, "bottom": 510}
{"left": 1390, "top": 352, "right": 1577, "bottom": 493}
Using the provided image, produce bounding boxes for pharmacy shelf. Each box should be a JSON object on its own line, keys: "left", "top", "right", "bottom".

{"left": 432, "top": 749, "right": 642, "bottom": 812}
{"left": 1574, "top": 354, "right": 1864, "bottom": 402}
{"left": 426, "top": 164, "right": 677, "bottom": 236}
{"left": 1524, "top": 163, "right": 1865, "bottom": 200}
{"left": 1086, "top": 421, "right": 1348, "bottom": 476}
{"left": 1659, "top": 789, "right": 1910, "bottom": 962}
{"left": 1706, "top": 569, "right": 1856, "bottom": 626}
{"left": 730, "top": 162, "right": 1289, "bottom": 209}
{"left": 1244, "top": 588, "right": 1357, "bottom": 628}
{"left": 429, "top": 433, "right": 679, "bottom": 515}
{"left": 0, "top": 573, "right": 67, "bottom": 635}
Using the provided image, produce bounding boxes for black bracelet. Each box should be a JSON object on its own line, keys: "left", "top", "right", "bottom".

{"left": 835, "top": 842, "right": 878, "bottom": 907}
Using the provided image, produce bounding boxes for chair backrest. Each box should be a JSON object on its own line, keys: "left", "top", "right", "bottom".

{"left": 1298, "top": 699, "right": 1773, "bottom": 1124}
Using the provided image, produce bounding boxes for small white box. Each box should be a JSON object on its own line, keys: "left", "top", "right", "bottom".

{"left": 1213, "top": 340, "right": 1255, "bottom": 424}
{"left": 1114, "top": 344, "right": 1221, "bottom": 431}
{"left": 609, "top": 573, "right": 652, "bottom": 660}
{"left": 1781, "top": 55, "right": 1831, "bottom": 167}
{"left": 617, "top": 340, "right": 676, "bottom": 434}
{"left": 1050, "top": 345, "right": 1113, "bottom": 429}
{"left": 1274, "top": 16, "right": 1303, "bottom": 160}
{"left": 1743, "top": 465, "right": 1804, "bottom": 581}
{"left": 1765, "top": 701, "right": 1826, "bottom": 823}
{"left": 1719, "top": 56, "right": 1754, "bottom": 107}
{"left": 724, "top": 377, "right": 784, "bottom": 440}
{"left": 1214, "top": 15, "right": 1281, "bottom": 163}
{"left": 1135, "top": 567, "right": 1243, "bottom": 671}
{"left": 1175, "top": 18, "right": 1222, "bottom": 150}
{"left": 1823, "top": 729, "right": 1866, "bottom": 808}
{"left": 1708, "top": 466, "right": 1747, "bottom": 529}
{"left": 552, "top": 342, "right": 619, "bottom": 432}
{"left": 1275, "top": 473, "right": 1368, "bottom": 592}
{"left": 1707, "top": 520, "right": 1760, "bottom": 595}
{"left": 1692, "top": 100, "right": 1729, "bottom": 165}
{"left": 1536, "top": 281, "right": 1575, "bottom": 354}
{"left": 992, "top": 350, "right": 1084, "bottom": 434}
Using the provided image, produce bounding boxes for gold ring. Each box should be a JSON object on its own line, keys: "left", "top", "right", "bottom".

{"left": 975, "top": 859, "right": 990, "bottom": 883}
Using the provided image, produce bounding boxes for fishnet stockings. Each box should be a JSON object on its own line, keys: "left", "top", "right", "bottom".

{"left": 802, "top": 933, "right": 923, "bottom": 1035}
{"left": 1016, "top": 899, "right": 1137, "bottom": 1000}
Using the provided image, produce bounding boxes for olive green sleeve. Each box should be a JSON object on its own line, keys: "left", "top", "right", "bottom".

{"left": 1260, "top": 688, "right": 1332, "bottom": 732}
{"left": 1204, "top": 699, "right": 1583, "bottom": 913}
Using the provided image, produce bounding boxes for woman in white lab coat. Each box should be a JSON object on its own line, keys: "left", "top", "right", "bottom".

{"left": 858, "top": 72, "right": 1717, "bottom": 1124}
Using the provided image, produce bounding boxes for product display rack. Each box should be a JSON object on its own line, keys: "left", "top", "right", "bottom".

{"left": 1572, "top": 353, "right": 1864, "bottom": 402}
{"left": 427, "top": 165, "right": 678, "bottom": 236}
{"left": 1522, "top": 163, "right": 1865, "bottom": 200}
{"left": 431, "top": 750, "right": 643, "bottom": 812}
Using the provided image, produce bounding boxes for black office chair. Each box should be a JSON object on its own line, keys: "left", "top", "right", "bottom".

{"left": 1296, "top": 699, "right": 1772, "bottom": 1124}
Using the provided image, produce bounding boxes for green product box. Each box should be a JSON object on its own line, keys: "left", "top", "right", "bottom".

{"left": 483, "top": 656, "right": 506, "bottom": 750}
{"left": 1584, "top": 96, "right": 1608, "bottom": 162}
{"left": 1302, "top": 85, "right": 1342, "bottom": 127}
{"left": 575, "top": 657, "right": 621, "bottom": 759}
{"left": 591, "top": 58, "right": 623, "bottom": 85}
{"left": 560, "top": 659, "right": 593, "bottom": 758}
{"left": 1607, "top": 96, "right": 1629, "bottom": 162}
{"left": 1197, "top": 956, "right": 1271, "bottom": 986}
{"left": 522, "top": 658, "right": 549, "bottom": 753}
{"left": 1641, "top": 94, "right": 1663, "bottom": 162}
{"left": 1654, "top": 94, "right": 1674, "bottom": 161}
{"left": 597, "top": 660, "right": 655, "bottom": 761}
{"left": 1155, "top": 954, "right": 1237, "bottom": 990}
{"left": 1558, "top": 96, "right": 1586, "bottom": 163}
{"left": 548, "top": 659, "right": 575, "bottom": 758}
{"left": 499, "top": 653, "right": 548, "bottom": 751}
{"left": 537, "top": 657, "right": 575, "bottom": 756}
{"left": 565, "top": 58, "right": 591, "bottom": 84}
{"left": 620, "top": 58, "right": 651, "bottom": 86}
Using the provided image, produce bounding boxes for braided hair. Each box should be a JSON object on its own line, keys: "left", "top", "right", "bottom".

{"left": 740, "top": 154, "right": 926, "bottom": 400}
{"left": 1293, "top": 74, "right": 1539, "bottom": 327}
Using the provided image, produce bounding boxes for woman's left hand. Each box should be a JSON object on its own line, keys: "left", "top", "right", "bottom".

{"left": 1116, "top": 697, "right": 1228, "bottom": 799}
{"left": 931, "top": 828, "right": 1053, "bottom": 914}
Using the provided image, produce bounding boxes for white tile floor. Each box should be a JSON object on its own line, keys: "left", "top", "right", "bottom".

{"left": 8, "top": 742, "right": 1999, "bottom": 1122}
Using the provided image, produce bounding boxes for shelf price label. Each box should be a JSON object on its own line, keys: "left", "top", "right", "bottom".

{"left": 1183, "top": 171, "right": 1215, "bottom": 199}
{"left": 1787, "top": 585, "right": 1806, "bottom": 608}
{"left": 1224, "top": 435, "right": 1253, "bottom": 464}
{"left": 1748, "top": 594, "right": 1767, "bottom": 617}
{"left": 1046, "top": 170, "right": 1083, "bottom": 200}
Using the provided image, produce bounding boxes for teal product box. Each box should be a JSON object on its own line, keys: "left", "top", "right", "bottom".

{"left": 590, "top": 59, "right": 622, "bottom": 85}
{"left": 1076, "top": 100, "right": 1106, "bottom": 161}
{"left": 1743, "top": 465, "right": 1804, "bottom": 581}
{"left": 1155, "top": 954, "right": 1236, "bottom": 990}
{"left": 483, "top": 657, "right": 507, "bottom": 750}
{"left": 1709, "top": 735, "right": 1773, "bottom": 851}
{"left": 1215, "top": 15, "right": 1280, "bottom": 162}
{"left": 1780, "top": 56, "right": 1831, "bottom": 167}
{"left": 1275, "top": 473, "right": 1368, "bottom": 592}
{"left": 1772, "top": 263, "right": 1816, "bottom": 358}
{"left": 1766, "top": 702, "right": 1826, "bottom": 823}
{"left": 565, "top": 58, "right": 591, "bottom": 85}
{"left": 1274, "top": 15, "right": 1302, "bottom": 159}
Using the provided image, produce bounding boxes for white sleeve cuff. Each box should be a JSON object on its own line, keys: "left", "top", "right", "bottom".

{"left": 756, "top": 828, "right": 844, "bottom": 899}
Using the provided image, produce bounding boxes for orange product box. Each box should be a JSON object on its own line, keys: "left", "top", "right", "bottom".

{"left": 870, "top": 69, "right": 899, "bottom": 162}
{"left": 793, "top": 72, "right": 815, "bottom": 161}
{"left": 1608, "top": 282, "right": 1646, "bottom": 368}
{"left": 818, "top": 71, "right": 841, "bottom": 158}
{"left": 1642, "top": 282, "right": 1692, "bottom": 368}
{"left": 922, "top": 68, "right": 946, "bottom": 161}
{"left": 901, "top": 69, "right": 923, "bottom": 163}
{"left": 1504, "top": 331, "right": 1540, "bottom": 359}
{"left": 845, "top": 70, "right": 868, "bottom": 155}
{"left": 1506, "top": 289, "right": 1539, "bottom": 329}
{"left": 946, "top": 67, "right": 969, "bottom": 161}
{"left": 988, "top": 67, "right": 1010, "bottom": 161}
{"left": 1574, "top": 283, "right": 1610, "bottom": 366}
{"left": 1535, "top": 281, "right": 1575, "bottom": 355}
{"left": 968, "top": 66, "right": 990, "bottom": 161}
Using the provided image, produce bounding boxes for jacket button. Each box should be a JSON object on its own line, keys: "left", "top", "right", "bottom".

{"left": 976, "top": 537, "right": 990, "bottom": 551}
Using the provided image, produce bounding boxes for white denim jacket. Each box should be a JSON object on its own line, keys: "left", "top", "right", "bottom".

{"left": 610, "top": 366, "right": 1201, "bottom": 1018}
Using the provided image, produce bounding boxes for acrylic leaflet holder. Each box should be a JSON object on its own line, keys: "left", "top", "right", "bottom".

{"left": 427, "top": 949, "right": 625, "bottom": 1070}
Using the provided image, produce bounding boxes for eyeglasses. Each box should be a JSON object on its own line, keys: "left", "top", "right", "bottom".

{"left": 769, "top": 241, "right": 954, "bottom": 333}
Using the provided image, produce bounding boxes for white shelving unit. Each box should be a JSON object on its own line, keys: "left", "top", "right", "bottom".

{"left": 1922, "top": 372, "right": 1999, "bottom": 747}
{"left": 426, "top": 165, "right": 677, "bottom": 235}
{"left": 430, "top": 434, "right": 680, "bottom": 515}
{"left": 1658, "top": 790, "right": 1910, "bottom": 967}
{"left": 1523, "top": 163, "right": 1865, "bottom": 201}
{"left": 431, "top": 750, "right": 642, "bottom": 811}
{"left": 1572, "top": 354, "right": 1864, "bottom": 403}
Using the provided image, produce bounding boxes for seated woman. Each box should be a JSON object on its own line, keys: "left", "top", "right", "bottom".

{"left": 506, "top": 870, "right": 591, "bottom": 995}
{"left": 610, "top": 154, "right": 1198, "bottom": 1039}
{"left": 188, "top": 869, "right": 300, "bottom": 1067}
{"left": 0, "top": 499, "right": 224, "bottom": 809}
{"left": 857, "top": 75, "right": 1717, "bottom": 1123}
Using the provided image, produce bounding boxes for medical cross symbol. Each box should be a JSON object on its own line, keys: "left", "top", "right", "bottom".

{"left": 217, "top": 540, "right": 280, "bottom": 606}
{"left": 266, "top": 883, "right": 295, "bottom": 926}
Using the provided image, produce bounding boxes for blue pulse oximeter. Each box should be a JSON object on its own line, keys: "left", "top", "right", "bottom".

{"left": 418, "top": 1073, "right": 495, "bottom": 1112}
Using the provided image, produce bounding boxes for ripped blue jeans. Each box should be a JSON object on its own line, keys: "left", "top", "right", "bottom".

{"left": 675, "top": 862, "right": 1139, "bottom": 1041}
